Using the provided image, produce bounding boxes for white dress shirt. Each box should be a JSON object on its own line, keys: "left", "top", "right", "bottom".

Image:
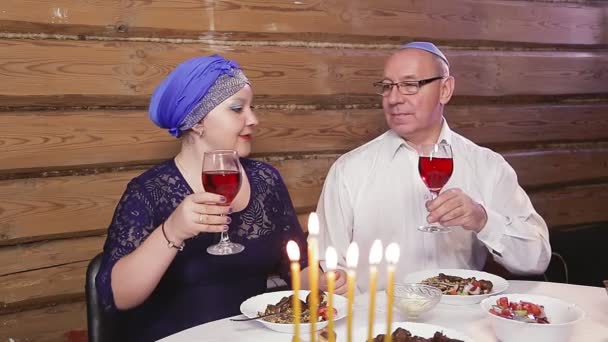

{"left": 315, "top": 119, "right": 551, "bottom": 293}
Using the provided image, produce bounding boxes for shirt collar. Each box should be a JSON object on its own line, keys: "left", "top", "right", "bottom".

{"left": 387, "top": 117, "right": 453, "bottom": 158}
{"left": 437, "top": 118, "right": 453, "bottom": 145}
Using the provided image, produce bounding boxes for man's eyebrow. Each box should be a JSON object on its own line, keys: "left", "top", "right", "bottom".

{"left": 399, "top": 74, "right": 418, "bottom": 80}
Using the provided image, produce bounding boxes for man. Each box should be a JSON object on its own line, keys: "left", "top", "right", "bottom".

{"left": 315, "top": 42, "right": 551, "bottom": 294}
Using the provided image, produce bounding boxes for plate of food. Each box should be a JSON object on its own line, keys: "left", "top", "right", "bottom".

{"left": 403, "top": 269, "right": 508, "bottom": 305}
{"left": 239, "top": 290, "right": 347, "bottom": 333}
{"left": 354, "top": 321, "right": 473, "bottom": 342}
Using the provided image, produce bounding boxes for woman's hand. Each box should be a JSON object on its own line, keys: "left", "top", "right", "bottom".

{"left": 163, "top": 192, "right": 232, "bottom": 244}
{"left": 319, "top": 269, "right": 348, "bottom": 295}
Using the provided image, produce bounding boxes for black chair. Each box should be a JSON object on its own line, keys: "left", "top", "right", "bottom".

{"left": 549, "top": 223, "right": 608, "bottom": 287}
{"left": 86, "top": 253, "right": 118, "bottom": 342}
{"left": 543, "top": 252, "right": 568, "bottom": 283}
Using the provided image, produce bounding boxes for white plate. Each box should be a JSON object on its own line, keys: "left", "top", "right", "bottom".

{"left": 350, "top": 321, "right": 474, "bottom": 342}
{"left": 239, "top": 290, "right": 347, "bottom": 334}
{"left": 403, "top": 268, "right": 508, "bottom": 305}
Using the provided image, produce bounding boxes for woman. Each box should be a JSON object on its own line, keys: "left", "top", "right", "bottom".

{"left": 95, "top": 55, "right": 308, "bottom": 341}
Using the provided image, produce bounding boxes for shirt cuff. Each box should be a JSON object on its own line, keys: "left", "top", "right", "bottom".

{"left": 476, "top": 208, "right": 509, "bottom": 257}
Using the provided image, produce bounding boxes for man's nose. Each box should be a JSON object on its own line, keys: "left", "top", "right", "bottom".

{"left": 386, "top": 85, "right": 405, "bottom": 105}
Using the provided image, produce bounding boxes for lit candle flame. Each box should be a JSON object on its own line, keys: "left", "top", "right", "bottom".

{"left": 346, "top": 242, "right": 359, "bottom": 269}
{"left": 369, "top": 239, "right": 383, "bottom": 265}
{"left": 287, "top": 240, "right": 300, "bottom": 261}
{"left": 326, "top": 246, "right": 337, "bottom": 270}
{"left": 308, "top": 212, "right": 319, "bottom": 235}
{"left": 385, "top": 243, "right": 400, "bottom": 265}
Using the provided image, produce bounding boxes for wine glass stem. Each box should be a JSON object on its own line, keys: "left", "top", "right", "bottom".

{"left": 220, "top": 230, "right": 229, "bottom": 243}
{"left": 219, "top": 209, "right": 231, "bottom": 244}
{"left": 430, "top": 191, "right": 438, "bottom": 201}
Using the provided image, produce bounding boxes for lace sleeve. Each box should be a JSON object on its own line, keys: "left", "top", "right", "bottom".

{"left": 272, "top": 169, "right": 309, "bottom": 282}
{"left": 95, "top": 179, "right": 156, "bottom": 312}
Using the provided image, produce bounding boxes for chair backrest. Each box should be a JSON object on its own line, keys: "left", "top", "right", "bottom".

{"left": 544, "top": 251, "right": 569, "bottom": 283}
{"left": 86, "top": 253, "right": 117, "bottom": 342}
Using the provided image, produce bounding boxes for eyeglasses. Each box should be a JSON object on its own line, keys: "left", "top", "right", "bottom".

{"left": 372, "top": 76, "right": 446, "bottom": 96}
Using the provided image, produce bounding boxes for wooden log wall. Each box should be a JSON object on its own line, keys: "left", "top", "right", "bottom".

{"left": 1, "top": 0, "right": 607, "bottom": 340}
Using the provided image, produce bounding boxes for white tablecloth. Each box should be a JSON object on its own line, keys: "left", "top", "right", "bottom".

{"left": 159, "top": 280, "right": 608, "bottom": 342}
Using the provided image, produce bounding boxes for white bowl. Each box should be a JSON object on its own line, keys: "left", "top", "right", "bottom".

{"left": 403, "top": 268, "right": 509, "bottom": 305}
{"left": 239, "top": 290, "right": 347, "bottom": 334}
{"left": 392, "top": 283, "right": 442, "bottom": 319}
{"left": 480, "top": 294, "right": 585, "bottom": 342}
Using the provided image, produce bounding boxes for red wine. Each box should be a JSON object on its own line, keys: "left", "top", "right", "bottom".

{"left": 418, "top": 156, "right": 453, "bottom": 193}
{"left": 202, "top": 170, "right": 241, "bottom": 203}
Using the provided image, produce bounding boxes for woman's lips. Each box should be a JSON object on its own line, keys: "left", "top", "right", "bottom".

{"left": 239, "top": 134, "right": 252, "bottom": 141}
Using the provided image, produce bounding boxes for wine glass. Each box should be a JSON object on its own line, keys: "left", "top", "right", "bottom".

{"left": 417, "top": 143, "right": 454, "bottom": 233}
{"left": 202, "top": 150, "right": 244, "bottom": 255}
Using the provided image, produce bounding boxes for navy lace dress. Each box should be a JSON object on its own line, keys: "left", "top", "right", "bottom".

{"left": 95, "top": 158, "right": 309, "bottom": 341}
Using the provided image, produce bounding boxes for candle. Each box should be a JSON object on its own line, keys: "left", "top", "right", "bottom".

{"left": 384, "top": 243, "right": 400, "bottom": 342}
{"left": 308, "top": 213, "right": 320, "bottom": 342}
{"left": 287, "top": 240, "right": 301, "bottom": 342}
{"left": 346, "top": 242, "right": 359, "bottom": 342}
{"left": 325, "top": 247, "right": 338, "bottom": 342}
{"left": 367, "top": 240, "right": 383, "bottom": 342}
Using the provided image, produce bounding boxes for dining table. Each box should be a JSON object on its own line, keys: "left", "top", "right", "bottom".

{"left": 159, "top": 280, "right": 608, "bottom": 342}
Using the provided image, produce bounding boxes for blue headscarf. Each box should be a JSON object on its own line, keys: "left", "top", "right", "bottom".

{"left": 149, "top": 55, "right": 242, "bottom": 138}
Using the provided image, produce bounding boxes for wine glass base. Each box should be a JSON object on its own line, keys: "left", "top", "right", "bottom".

{"left": 417, "top": 225, "right": 452, "bottom": 233}
{"left": 207, "top": 242, "right": 245, "bottom": 255}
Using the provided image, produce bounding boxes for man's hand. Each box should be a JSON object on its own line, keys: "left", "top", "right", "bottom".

{"left": 426, "top": 188, "right": 488, "bottom": 233}
{"left": 319, "top": 269, "right": 348, "bottom": 295}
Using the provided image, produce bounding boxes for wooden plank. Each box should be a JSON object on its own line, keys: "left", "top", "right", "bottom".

{"left": 2, "top": 148, "right": 608, "bottom": 246}
{"left": 504, "top": 146, "right": 608, "bottom": 189}
{"left": 0, "top": 156, "right": 336, "bottom": 246}
{"left": 0, "top": 0, "right": 605, "bottom": 46}
{"left": 0, "top": 109, "right": 381, "bottom": 173}
{"left": 448, "top": 50, "right": 608, "bottom": 97}
{"left": 0, "top": 261, "right": 87, "bottom": 315}
{"left": 531, "top": 183, "right": 608, "bottom": 228}
{"left": 448, "top": 104, "right": 608, "bottom": 147}
{"left": 0, "top": 235, "right": 105, "bottom": 277}
{"left": 255, "top": 109, "right": 387, "bottom": 155}
{"left": 0, "top": 110, "right": 178, "bottom": 173}
{"left": 0, "top": 301, "right": 86, "bottom": 342}
{"left": 268, "top": 156, "right": 335, "bottom": 214}
{"left": 0, "top": 40, "right": 607, "bottom": 107}
{"left": 2, "top": 104, "right": 607, "bottom": 173}
{"left": 0, "top": 171, "right": 135, "bottom": 246}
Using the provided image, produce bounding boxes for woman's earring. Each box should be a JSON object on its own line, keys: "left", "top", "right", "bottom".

{"left": 192, "top": 122, "right": 205, "bottom": 137}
